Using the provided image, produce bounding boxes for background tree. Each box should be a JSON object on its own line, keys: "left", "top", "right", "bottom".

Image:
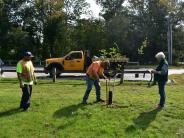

{"left": 0, "top": 0, "right": 184, "bottom": 65}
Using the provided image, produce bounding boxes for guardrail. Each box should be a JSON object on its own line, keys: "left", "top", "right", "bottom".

{"left": 0, "top": 66, "right": 153, "bottom": 86}
{"left": 123, "top": 70, "right": 153, "bottom": 85}
{"left": 2, "top": 60, "right": 45, "bottom": 66}
{"left": 1, "top": 60, "right": 139, "bottom": 67}
{"left": 0, "top": 69, "right": 44, "bottom": 74}
{"left": 125, "top": 62, "right": 140, "bottom": 69}
{"left": 0, "top": 60, "right": 153, "bottom": 85}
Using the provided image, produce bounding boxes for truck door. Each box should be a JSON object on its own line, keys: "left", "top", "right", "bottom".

{"left": 64, "top": 52, "right": 84, "bottom": 71}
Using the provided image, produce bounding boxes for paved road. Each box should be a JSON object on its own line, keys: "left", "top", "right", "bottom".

{"left": 1, "top": 66, "right": 184, "bottom": 81}
{"left": 0, "top": 66, "right": 86, "bottom": 79}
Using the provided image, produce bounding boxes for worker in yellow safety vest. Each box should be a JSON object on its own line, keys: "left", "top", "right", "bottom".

{"left": 16, "top": 52, "right": 37, "bottom": 111}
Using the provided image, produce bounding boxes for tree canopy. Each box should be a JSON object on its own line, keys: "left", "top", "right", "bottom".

{"left": 0, "top": 0, "right": 184, "bottom": 64}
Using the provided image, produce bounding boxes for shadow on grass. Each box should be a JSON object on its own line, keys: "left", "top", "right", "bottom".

{"left": 37, "top": 81, "right": 85, "bottom": 86}
{"left": 117, "top": 81, "right": 150, "bottom": 86}
{"left": 126, "top": 108, "right": 162, "bottom": 132}
{"left": 56, "top": 119, "right": 76, "bottom": 130}
{"left": 53, "top": 103, "right": 85, "bottom": 118}
{"left": 0, "top": 107, "right": 21, "bottom": 118}
{"left": 53, "top": 103, "right": 86, "bottom": 130}
{"left": 0, "top": 80, "right": 18, "bottom": 84}
{"left": 52, "top": 82, "right": 85, "bottom": 86}
{"left": 37, "top": 76, "right": 85, "bottom": 81}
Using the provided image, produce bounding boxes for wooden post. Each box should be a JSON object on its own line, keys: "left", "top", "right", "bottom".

{"left": 52, "top": 67, "right": 56, "bottom": 82}
{"left": 120, "top": 64, "right": 125, "bottom": 84}
{"left": 106, "top": 80, "right": 108, "bottom": 105}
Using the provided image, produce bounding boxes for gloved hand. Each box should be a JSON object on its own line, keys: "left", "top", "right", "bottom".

{"left": 20, "top": 82, "right": 24, "bottom": 88}
{"left": 34, "top": 80, "right": 37, "bottom": 85}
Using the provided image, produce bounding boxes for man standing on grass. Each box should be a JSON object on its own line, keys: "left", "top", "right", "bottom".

{"left": 82, "top": 60, "right": 109, "bottom": 104}
{"left": 16, "top": 52, "right": 37, "bottom": 111}
{"left": 151, "top": 52, "right": 168, "bottom": 109}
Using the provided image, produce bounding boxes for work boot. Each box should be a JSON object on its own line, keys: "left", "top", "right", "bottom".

{"left": 94, "top": 99, "right": 105, "bottom": 103}
{"left": 149, "top": 81, "right": 157, "bottom": 87}
{"left": 82, "top": 101, "right": 87, "bottom": 105}
{"left": 19, "top": 105, "right": 23, "bottom": 109}
{"left": 22, "top": 107, "right": 29, "bottom": 112}
{"left": 155, "top": 104, "right": 163, "bottom": 110}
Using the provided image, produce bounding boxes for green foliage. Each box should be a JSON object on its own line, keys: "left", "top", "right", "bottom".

{"left": 138, "top": 37, "right": 149, "bottom": 55}
{"left": 100, "top": 44, "right": 128, "bottom": 84}
{"left": 173, "top": 25, "right": 184, "bottom": 62}
{"left": 96, "top": 0, "right": 125, "bottom": 20}
{"left": 100, "top": 43, "right": 128, "bottom": 62}
{"left": 64, "top": 0, "right": 90, "bottom": 20}
{"left": 0, "top": 0, "right": 184, "bottom": 63}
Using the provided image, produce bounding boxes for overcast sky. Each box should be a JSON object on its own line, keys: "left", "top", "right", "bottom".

{"left": 85, "top": 0, "right": 101, "bottom": 18}
{"left": 85, "top": 0, "right": 184, "bottom": 18}
{"left": 85, "top": 0, "right": 129, "bottom": 18}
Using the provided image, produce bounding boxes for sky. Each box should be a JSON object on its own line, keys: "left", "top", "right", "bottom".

{"left": 85, "top": 0, "right": 184, "bottom": 18}
{"left": 85, "top": 0, "right": 129, "bottom": 18}
{"left": 85, "top": 0, "right": 101, "bottom": 18}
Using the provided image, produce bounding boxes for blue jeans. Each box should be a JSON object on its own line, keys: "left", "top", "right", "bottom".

{"left": 20, "top": 85, "right": 32, "bottom": 110}
{"left": 158, "top": 81, "right": 166, "bottom": 107}
{"left": 83, "top": 76, "right": 101, "bottom": 102}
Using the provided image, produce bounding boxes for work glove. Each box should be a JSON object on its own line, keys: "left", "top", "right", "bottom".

{"left": 34, "top": 80, "right": 37, "bottom": 85}
{"left": 20, "top": 82, "right": 24, "bottom": 88}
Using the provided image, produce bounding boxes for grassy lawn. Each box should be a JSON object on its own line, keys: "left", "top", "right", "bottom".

{"left": 0, "top": 76, "right": 184, "bottom": 138}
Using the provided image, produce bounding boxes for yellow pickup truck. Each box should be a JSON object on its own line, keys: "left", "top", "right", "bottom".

{"left": 44, "top": 51, "right": 86, "bottom": 76}
{"left": 44, "top": 50, "right": 128, "bottom": 78}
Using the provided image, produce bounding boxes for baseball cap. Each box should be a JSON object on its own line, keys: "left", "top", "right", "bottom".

{"left": 24, "top": 51, "right": 34, "bottom": 58}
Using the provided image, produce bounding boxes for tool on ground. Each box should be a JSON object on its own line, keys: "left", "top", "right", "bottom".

{"left": 106, "top": 73, "right": 117, "bottom": 105}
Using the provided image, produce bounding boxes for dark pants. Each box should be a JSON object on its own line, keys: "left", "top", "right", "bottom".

{"left": 158, "top": 81, "right": 166, "bottom": 107}
{"left": 83, "top": 76, "right": 101, "bottom": 102}
{"left": 20, "top": 85, "right": 32, "bottom": 110}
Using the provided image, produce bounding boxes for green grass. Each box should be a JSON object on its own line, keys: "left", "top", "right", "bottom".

{"left": 0, "top": 77, "right": 184, "bottom": 138}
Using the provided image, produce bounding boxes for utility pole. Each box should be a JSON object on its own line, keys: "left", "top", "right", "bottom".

{"left": 167, "top": 16, "right": 173, "bottom": 65}
{"left": 167, "top": 0, "right": 179, "bottom": 65}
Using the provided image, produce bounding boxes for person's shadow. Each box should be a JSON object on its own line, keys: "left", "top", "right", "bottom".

{"left": 53, "top": 103, "right": 85, "bottom": 118}
{"left": 126, "top": 108, "right": 162, "bottom": 132}
{"left": 53, "top": 103, "right": 86, "bottom": 130}
{"left": 0, "top": 107, "right": 21, "bottom": 118}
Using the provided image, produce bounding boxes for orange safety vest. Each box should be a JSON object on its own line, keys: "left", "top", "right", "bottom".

{"left": 86, "top": 61, "right": 104, "bottom": 80}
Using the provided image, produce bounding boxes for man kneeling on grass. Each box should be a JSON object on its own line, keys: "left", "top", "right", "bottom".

{"left": 151, "top": 52, "right": 168, "bottom": 109}
{"left": 16, "top": 52, "right": 37, "bottom": 111}
{"left": 82, "top": 60, "right": 109, "bottom": 104}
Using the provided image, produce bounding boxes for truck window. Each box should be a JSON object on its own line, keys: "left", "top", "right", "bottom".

{"left": 66, "top": 53, "right": 82, "bottom": 60}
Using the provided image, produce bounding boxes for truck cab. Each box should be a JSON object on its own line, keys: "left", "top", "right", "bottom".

{"left": 44, "top": 51, "right": 85, "bottom": 76}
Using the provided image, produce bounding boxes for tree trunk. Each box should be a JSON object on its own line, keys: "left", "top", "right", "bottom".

{"left": 120, "top": 65, "right": 124, "bottom": 84}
